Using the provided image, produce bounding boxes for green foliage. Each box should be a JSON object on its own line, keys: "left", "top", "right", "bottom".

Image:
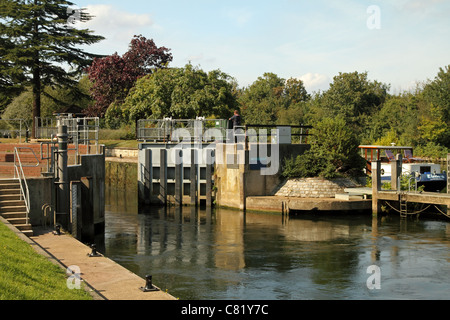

{"left": 418, "top": 65, "right": 450, "bottom": 148}
{"left": 0, "top": 0, "right": 104, "bottom": 137}
{"left": 307, "top": 71, "right": 389, "bottom": 135}
{"left": 107, "top": 64, "right": 238, "bottom": 126}
{"left": 2, "top": 78, "right": 92, "bottom": 126}
{"left": 238, "top": 73, "right": 310, "bottom": 125}
{"left": 382, "top": 174, "right": 425, "bottom": 192}
{"left": 282, "top": 116, "right": 366, "bottom": 179}
{"left": 0, "top": 222, "right": 92, "bottom": 300}
{"left": 414, "top": 142, "right": 449, "bottom": 161}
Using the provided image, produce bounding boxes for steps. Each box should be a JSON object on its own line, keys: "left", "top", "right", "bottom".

{"left": 0, "top": 179, "right": 33, "bottom": 237}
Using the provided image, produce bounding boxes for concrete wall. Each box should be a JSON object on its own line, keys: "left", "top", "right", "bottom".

{"left": 215, "top": 143, "right": 310, "bottom": 210}
{"left": 27, "top": 153, "right": 105, "bottom": 241}
{"left": 67, "top": 153, "right": 105, "bottom": 237}
{"left": 105, "top": 159, "right": 137, "bottom": 191}
{"left": 105, "top": 147, "right": 138, "bottom": 158}
{"left": 28, "top": 177, "right": 53, "bottom": 226}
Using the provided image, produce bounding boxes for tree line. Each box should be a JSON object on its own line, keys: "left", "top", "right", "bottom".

{"left": 1, "top": 1, "right": 449, "bottom": 165}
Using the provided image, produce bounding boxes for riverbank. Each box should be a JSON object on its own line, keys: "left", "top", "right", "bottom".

{"left": 0, "top": 216, "right": 176, "bottom": 300}
{"left": 0, "top": 217, "right": 93, "bottom": 300}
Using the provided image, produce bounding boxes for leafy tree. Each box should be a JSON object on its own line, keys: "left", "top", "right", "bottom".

{"left": 368, "top": 92, "right": 421, "bottom": 146}
{"left": 308, "top": 71, "right": 389, "bottom": 135}
{"left": 419, "top": 65, "right": 450, "bottom": 147}
{"left": 239, "top": 73, "right": 310, "bottom": 125}
{"left": 2, "top": 78, "right": 92, "bottom": 125}
{"left": 86, "top": 35, "right": 172, "bottom": 117}
{"left": 0, "top": 0, "right": 104, "bottom": 138}
{"left": 282, "top": 116, "right": 365, "bottom": 179}
{"left": 106, "top": 64, "right": 238, "bottom": 127}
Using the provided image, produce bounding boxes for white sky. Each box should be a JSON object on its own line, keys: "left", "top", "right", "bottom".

{"left": 72, "top": 0, "right": 450, "bottom": 93}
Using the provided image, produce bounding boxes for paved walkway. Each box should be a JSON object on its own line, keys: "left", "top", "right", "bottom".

{"left": 29, "top": 227, "right": 176, "bottom": 300}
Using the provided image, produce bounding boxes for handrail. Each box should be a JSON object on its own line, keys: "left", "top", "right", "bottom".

{"left": 13, "top": 147, "right": 40, "bottom": 226}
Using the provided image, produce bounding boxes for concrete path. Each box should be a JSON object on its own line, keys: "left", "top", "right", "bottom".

{"left": 29, "top": 227, "right": 176, "bottom": 300}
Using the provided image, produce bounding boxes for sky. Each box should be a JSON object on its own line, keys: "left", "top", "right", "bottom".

{"left": 71, "top": 0, "right": 450, "bottom": 94}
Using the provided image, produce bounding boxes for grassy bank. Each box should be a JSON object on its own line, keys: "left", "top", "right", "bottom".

{"left": 0, "top": 222, "right": 93, "bottom": 300}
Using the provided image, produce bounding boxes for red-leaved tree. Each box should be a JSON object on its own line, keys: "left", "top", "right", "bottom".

{"left": 85, "top": 35, "right": 172, "bottom": 117}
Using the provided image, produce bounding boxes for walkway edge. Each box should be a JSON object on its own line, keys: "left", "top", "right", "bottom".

{"left": 0, "top": 217, "right": 105, "bottom": 300}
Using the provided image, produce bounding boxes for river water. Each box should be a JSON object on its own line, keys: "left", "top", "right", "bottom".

{"left": 98, "top": 187, "right": 450, "bottom": 300}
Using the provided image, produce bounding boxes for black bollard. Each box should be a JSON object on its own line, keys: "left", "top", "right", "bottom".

{"left": 53, "top": 224, "right": 61, "bottom": 235}
{"left": 88, "top": 244, "right": 102, "bottom": 257}
{"left": 140, "top": 274, "right": 159, "bottom": 292}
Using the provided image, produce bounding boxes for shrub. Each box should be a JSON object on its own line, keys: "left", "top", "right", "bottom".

{"left": 282, "top": 116, "right": 366, "bottom": 179}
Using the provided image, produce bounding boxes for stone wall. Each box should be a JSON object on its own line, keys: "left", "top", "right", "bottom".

{"left": 274, "top": 177, "right": 361, "bottom": 198}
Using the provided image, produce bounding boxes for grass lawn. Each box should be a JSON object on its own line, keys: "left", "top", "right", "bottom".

{"left": 99, "top": 139, "right": 138, "bottom": 149}
{"left": 0, "top": 222, "right": 93, "bottom": 300}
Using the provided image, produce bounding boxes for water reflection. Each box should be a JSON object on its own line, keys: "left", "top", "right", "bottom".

{"left": 100, "top": 187, "right": 450, "bottom": 300}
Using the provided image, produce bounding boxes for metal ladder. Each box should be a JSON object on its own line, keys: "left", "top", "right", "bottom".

{"left": 400, "top": 192, "right": 408, "bottom": 218}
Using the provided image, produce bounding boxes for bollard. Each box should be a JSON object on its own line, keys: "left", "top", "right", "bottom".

{"left": 87, "top": 244, "right": 102, "bottom": 257}
{"left": 53, "top": 224, "right": 61, "bottom": 235}
{"left": 140, "top": 274, "right": 159, "bottom": 292}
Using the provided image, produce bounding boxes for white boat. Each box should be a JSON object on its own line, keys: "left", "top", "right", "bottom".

{"left": 359, "top": 145, "right": 447, "bottom": 192}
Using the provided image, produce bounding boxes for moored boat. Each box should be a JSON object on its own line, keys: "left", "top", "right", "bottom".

{"left": 358, "top": 145, "right": 447, "bottom": 192}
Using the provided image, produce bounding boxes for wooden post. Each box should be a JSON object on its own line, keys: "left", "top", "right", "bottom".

{"left": 190, "top": 149, "right": 197, "bottom": 206}
{"left": 447, "top": 153, "right": 450, "bottom": 194}
{"left": 240, "top": 171, "right": 246, "bottom": 212}
{"left": 144, "top": 148, "right": 151, "bottom": 205}
{"left": 206, "top": 149, "right": 212, "bottom": 207}
{"left": 391, "top": 154, "right": 403, "bottom": 191}
{"left": 159, "top": 149, "right": 167, "bottom": 206}
{"left": 372, "top": 160, "right": 381, "bottom": 216}
{"left": 175, "top": 149, "right": 182, "bottom": 206}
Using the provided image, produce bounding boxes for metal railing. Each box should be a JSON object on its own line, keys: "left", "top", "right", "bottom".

{"left": 137, "top": 118, "right": 228, "bottom": 142}
{"left": 35, "top": 116, "right": 100, "bottom": 164}
{"left": 0, "top": 119, "right": 31, "bottom": 141}
{"left": 13, "top": 147, "right": 40, "bottom": 226}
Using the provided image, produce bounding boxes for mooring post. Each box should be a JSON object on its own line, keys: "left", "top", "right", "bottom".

{"left": 56, "top": 124, "right": 70, "bottom": 231}
{"left": 190, "top": 149, "right": 197, "bottom": 206}
{"left": 391, "top": 154, "right": 403, "bottom": 191}
{"left": 206, "top": 148, "right": 213, "bottom": 207}
{"left": 175, "top": 149, "right": 182, "bottom": 206}
{"left": 159, "top": 149, "right": 167, "bottom": 206}
{"left": 144, "top": 148, "right": 151, "bottom": 205}
{"left": 372, "top": 160, "right": 381, "bottom": 216}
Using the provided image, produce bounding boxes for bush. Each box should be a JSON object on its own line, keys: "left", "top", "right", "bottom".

{"left": 282, "top": 116, "right": 366, "bottom": 179}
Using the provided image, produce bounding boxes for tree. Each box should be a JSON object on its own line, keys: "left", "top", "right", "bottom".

{"left": 238, "top": 73, "right": 310, "bottom": 125}
{"left": 86, "top": 35, "right": 172, "bottom": 117}
{"left": 106, "top": 64, "right": 238, "bottom": 127}
{"left": 0, "top": 0, "right": 104, "bottom": 138}
{"left": 308, "top": 71, "right": 389, "bottom": 136}
{"left": 419, "top": 65, "right": 450, "bottom": 147}
{"left": 0, "top": 37, "right": 27, "bottom": 112}
{"left": 2, "top": 78, "right": 92, "bottom": 130}
{"left": 368, "top": 92, "right": 421, "bottom": 146}
{"left": 282, "top": 116, "right": 366, "bottom": 179}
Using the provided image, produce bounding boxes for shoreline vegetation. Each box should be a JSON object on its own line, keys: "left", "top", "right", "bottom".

{"left": 0, "top": 221, "right": 93, "bottom": 300}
